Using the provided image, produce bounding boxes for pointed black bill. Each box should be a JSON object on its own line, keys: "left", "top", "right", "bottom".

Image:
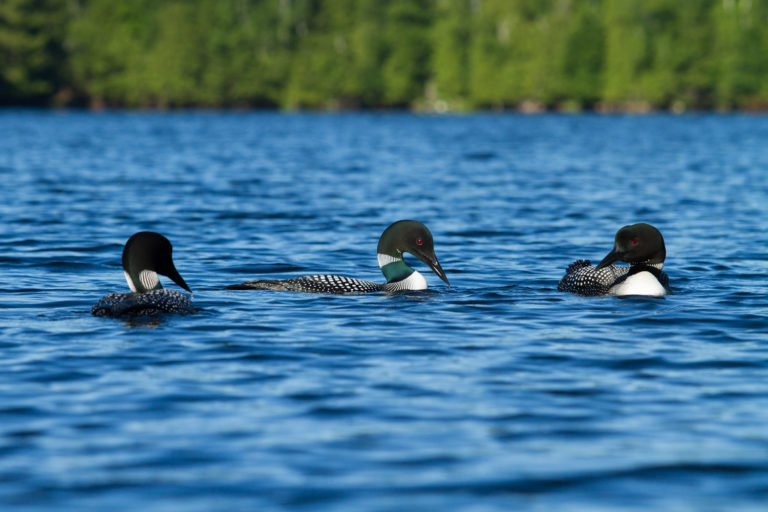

{"left": 164, "top": 265, "right": 192, "bottom": 292}
{"left": 596, "top": 249, "right": 624, "bottom": 270}
{"left": 429, "top": 258, "right": 450, "bottom": 286}
{"left": 413, "top": 249, "right": 450, "bottom": 285}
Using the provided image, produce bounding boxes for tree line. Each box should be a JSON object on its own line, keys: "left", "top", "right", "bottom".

{"left": 2, "top": 0, "right": 767, "bottom": 111}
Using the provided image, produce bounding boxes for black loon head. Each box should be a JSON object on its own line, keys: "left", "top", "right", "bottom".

{"left": 122, "top": 232, "right": 191, "bottom": 293}
{"left": 377, "top": 220, "right": 450, "bottom": 285}
{"left": 596, "top": 223, "right": 666, "bottom": 270}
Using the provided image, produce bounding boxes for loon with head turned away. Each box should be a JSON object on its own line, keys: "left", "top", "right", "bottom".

{"left": 227, "top": 220, "right": 450, "bottom": 294}
{"left": 91, "top": 232, "right": 194, "bottom": 317}
{"left": 557, "top": 223, "right": 671, "bottom": 297}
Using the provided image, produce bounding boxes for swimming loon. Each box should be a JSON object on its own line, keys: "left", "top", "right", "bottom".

{"left": 91, "top": 232, "right": 194, "bottom": 317}
{"left": 557, "top": 223, "right": 671, "bottom": 297}
{"left": 226, "top": 220, "right": 450, "bottom": 294}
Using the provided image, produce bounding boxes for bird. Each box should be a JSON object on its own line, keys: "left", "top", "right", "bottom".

{"left": 558, "top": 223, "right": 670, "bottom": 296}
{"left": 226, "top": 220, "right": 450, "bottom": 294}
{"left": 91, "top": 232, "right": 194, "bottom": 317}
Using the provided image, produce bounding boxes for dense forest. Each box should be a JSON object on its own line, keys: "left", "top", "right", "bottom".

{"left": 2, "top": 0, "right": 768, "bottom": 111}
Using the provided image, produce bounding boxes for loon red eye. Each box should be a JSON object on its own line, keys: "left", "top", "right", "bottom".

{"left": 632, "top": 238, "right": 638, "bottom": 245}
{"left": 416, "top": 238, "right": 423, "bottom": 246}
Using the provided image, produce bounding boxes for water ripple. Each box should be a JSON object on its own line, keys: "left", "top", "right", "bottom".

{"left": 0, "top": 111, "right": 767, "bottom": 511}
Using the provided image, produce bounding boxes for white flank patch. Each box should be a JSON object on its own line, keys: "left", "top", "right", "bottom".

{"left": 139, "top": 270, "right": 160, "bottom": 291}
{"left": 385, "top": 271, "right": 428, "bottom": 292}
{"left": 377, "top": 253, "right": 401, "bottom": 268}
{"left": 609, "top": 271, "right": 667, "bottom": 296}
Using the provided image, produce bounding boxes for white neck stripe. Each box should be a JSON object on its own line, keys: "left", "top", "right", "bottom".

{"left": 377, "top": 253, "right": 401, "bottom": 269}
{"left": 124, "top": 270, "right": 137, "bottom": 292}
{"left": 139, "top": 270, "right": 160, "bottom": 291}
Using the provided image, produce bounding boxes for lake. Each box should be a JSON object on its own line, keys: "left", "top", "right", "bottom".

{"left": 0, "top": 110, "right": 766, "bottom": 511}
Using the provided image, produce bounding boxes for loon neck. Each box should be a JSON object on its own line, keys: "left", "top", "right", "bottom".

{"left": 630, "top": 261, "right": 664, "bottom": 271}
{"left": 377, "top": 252, "right": 415, "bottom": 283}
{"left": 124, "top": 270, "right": 163, "bottom": 293}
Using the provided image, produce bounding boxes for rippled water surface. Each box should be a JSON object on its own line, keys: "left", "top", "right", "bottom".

{"left": 1, "top": 111, "right": 767, "bottom": 511}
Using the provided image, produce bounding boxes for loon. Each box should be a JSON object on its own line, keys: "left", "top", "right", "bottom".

{"left": 91, "top": 232, "right": 194, "bottom": 317}
{"left": 226, "top": 220, "right": 450, "bottom": 294}
{"left": 557, "top": 223, "right": 671, "bottom": 297}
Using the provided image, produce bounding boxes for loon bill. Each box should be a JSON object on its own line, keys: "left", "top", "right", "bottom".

{"left": 227, "top": 220, "right": 450, "bottom": 294}
{"left": 92, "top": 232, "right": 194, "bottom": 317}
{"left": 557, "top": 223, "right": 671, "bottom": 297}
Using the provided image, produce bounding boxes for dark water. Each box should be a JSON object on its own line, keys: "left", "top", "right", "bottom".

{"left": 1, "top": 110, "right": 767, "bottom": 511}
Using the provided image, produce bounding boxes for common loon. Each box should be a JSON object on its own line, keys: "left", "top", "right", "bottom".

{"left": 226, "top": 220, "right": 450, "bottom": 294}
{"left": 557, "top": 223, "right": 671, "bottom": 297}
{"left": 91, "top": 232, "right": 194, "bottom": 317}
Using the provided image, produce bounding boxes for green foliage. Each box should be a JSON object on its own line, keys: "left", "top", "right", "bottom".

{"left": 381, "top": 0, "right": 432, "bottom": 106}
{"left": 0, "top": 0, "right": 68, "bottom": 103}
{"left": 562, "top": 1, "right": 605, "bottom": 105}
{"left": 431, "top": 0, "right": 470, "bottom": 106}
{"left": 712, "top": 0, "right": 768, "bottom": 108}
{"left": 3, "top": 0, "right": 768, "bottom": 109}
{"left": 285, "top": 0, "right": 387, "bottom": 109}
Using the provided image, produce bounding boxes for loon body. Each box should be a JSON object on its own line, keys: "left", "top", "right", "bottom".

{"left": 92, "top": 232, "right": 194, "bottom": 317}
{"left": 558, "top": 223, "right": 671, "bottom": 297}
{"left": 227, "top": 220, "right": 449, "bottom": 294}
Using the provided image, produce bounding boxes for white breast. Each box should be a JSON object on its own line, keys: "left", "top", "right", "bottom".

{"left": 609, "top": 271, "right": 667, "bottom": 296}
{"left": 385, "top": 271, "right": 428, "bottom": 291}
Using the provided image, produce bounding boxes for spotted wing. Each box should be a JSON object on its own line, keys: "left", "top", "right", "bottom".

{"left": 226, "top": 275, "right": 384, "bottom": 294}
{"left": 557, "top": 259, "right": 629, "bottom": 296}
{"left": 92, "top": 289, "right": 194, "bottom": 317}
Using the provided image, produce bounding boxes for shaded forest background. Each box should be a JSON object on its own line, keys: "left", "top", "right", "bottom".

{"left": 2, "top": 0, "right": 768, "bottom": 111}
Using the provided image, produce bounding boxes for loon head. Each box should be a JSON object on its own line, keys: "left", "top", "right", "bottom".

{"left": 122, "top": 232, "right": 191, "bottom": 293}
{"left": 596, "top": 223, "right": 666, "bottom": 270}
{"left": 376, "top": 220, "right": 450, "bottom": 285}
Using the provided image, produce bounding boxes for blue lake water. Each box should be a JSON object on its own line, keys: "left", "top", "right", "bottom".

{"left": 0, "top": 110, "right": 767, "bottom": 511}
